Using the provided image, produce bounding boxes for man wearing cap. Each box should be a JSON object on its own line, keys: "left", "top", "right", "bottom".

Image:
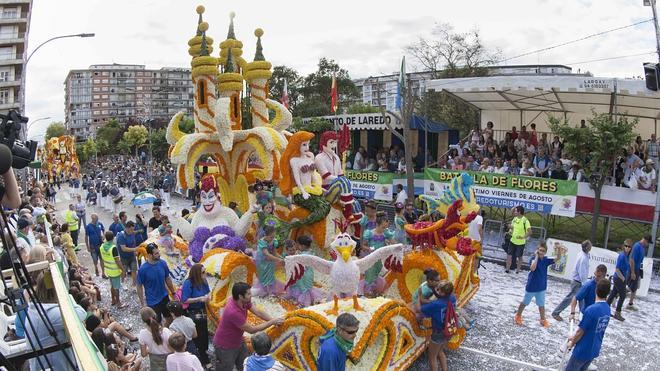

{"left": 636, "top": 159, "right": 656, "bottom": 192}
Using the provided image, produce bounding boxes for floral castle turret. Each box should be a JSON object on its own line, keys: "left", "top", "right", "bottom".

{"left": 189, "top": 6, "right": 218, "bottom": 134}
{"left": 218, "top": 12, "right": 245, "bottom": 131}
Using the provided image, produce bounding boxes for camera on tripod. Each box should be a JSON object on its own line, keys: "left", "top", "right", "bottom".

{"left": 0, "top": 110, "right": 37, "bottom": 169}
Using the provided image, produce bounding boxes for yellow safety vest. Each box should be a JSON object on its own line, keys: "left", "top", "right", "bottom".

{"left": 100, "top": 242, "right": 121, "bottom": 277}
{"left": 65, "top": 210, "right": 78, "bottom": 232}
{"left": 510, "top": 216, "right": 530, "bottom": 245}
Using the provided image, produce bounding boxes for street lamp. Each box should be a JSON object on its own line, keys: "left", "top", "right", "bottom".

{"left": 26, "top": 116, "right": 50, "bottom": 135}
{"left": 26, "top": 33, "right": 95, "bottom": 65}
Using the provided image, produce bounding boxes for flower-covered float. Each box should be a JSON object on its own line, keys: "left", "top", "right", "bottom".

{"left": 41, "top": 135, "right": 80, "bottom": 181}
{"left": 153, "top": 6, "right": 482, "bottom": 370}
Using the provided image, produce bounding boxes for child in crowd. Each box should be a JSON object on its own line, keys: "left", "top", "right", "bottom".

{"left": 393, "top": 202, "right": 408, "bottom": 244}
{"left": 421, "top": 281, "right": 457, "bottom": 371}
{"left": 282, "top": 239, "right": 297, "bottom": 257}
{"left": 359, "top": 201, "right": 378, "bottom": 237}
{"left": 166, "top": 332, "right": 204, "bottom": 371}
{"left": 244, "top": 332, "right": 286, "bottom": 371}
{"left": 253, "top": 225, "right": 284, "bottom": 297}
{"left": 514, "top": 241, "right": 563, "bottom": 328}
{"left": 411, "top": 269, "right": 442, "bottom": 322}
{"left": 360, "top": 213, "right": 395, "bottom": 297}
{"left": 60, "top": 223, "right": 78, "bottom": 266}
{"left": 167, "top": 301, "right": 198, "bottom": 355}
{"left": 286, "top": 236, "right": 324, "bottom": 307}
{"left": 157, "top": 215, "right": 176, "bottom": 256}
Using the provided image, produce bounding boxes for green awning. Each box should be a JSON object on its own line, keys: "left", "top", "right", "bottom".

{"left": 28, "top": 161, "right": 41, "bottom": 169}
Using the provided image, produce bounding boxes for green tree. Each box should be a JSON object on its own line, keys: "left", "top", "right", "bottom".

{"left": 347, "top": 103, "right": 379, "bottom": 114}
{"left": 269, "top": 65, "right": 302, "bottom": 112}
{"left": 81, "top": 138, "right": 97, "bottom": 161}
{"left": 180, "top": 117, "right": 195, "bottom": 133}
{"left": 96, "top": 119, "right": 123, "bottom": 155}
{"left": 548, "top": 112, "right": 637, "bottom": 243}
{"left": 117, "top": 138, "right": 132, "bottom": 154}
{"left": 122, "top": 125, "right": 149, "bottom": 156}
{"left": 296, "top": 58, "right": 359, "bottom": 117}
{"left": 76, "top": 143, "right": 88, "bottom": 163}
{"left": 290, "top": 117, "right": 334, "bottom": 151}
{"left": 45, "top": 122, "right": 66, "bottom": 140}
{"left": 149, "top": 128, "right": 169, "bottom": 161}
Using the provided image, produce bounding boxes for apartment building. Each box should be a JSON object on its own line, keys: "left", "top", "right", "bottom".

{"left": 0, "top": 0, "right": 32, "bottom": 115}
{"left": 64, "top": 64, "right": 194, "bottom": 141}
{"left": 353, "top": 64, "right": 583, "bottom": 111}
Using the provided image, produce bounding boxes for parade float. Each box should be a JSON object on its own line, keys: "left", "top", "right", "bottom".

{"left": 41, "top": 135, "right": 80, "bottom": 181}
{"left": 147, "top": 6, "right": 481, "bottom": 370}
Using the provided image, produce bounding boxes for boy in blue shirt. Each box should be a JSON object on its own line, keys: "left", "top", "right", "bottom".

{"left": 515, "top": 241, "right": 563, "bottom": 328}
{"left": 606, "top": 240, "right": 632, "bottom": 321}
{"left": 565, "top": 278, "right": 611, "bottom": 371}
{"left": 569, "top": 264, "right": 608, "bottom": 319}
{"left": 627, "top": 234, "right": 650, "bottom": 310}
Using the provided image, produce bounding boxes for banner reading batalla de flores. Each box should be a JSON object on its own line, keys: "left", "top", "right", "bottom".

{"left": 424, "top": 168, "right": 578, "bottom": 217}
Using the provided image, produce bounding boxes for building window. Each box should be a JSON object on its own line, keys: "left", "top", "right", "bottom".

{"left": 1, "top": 8, "right": 18, "bottom": 19}
{"left": 0, "top": 89, "right": 10, "bottom": 104}
{"left": 0, "top": 70, "right": 9, "bottom": 82}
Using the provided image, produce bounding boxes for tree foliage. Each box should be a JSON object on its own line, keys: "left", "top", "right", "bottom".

{"left": 122, "top": 125, "right": 149, "bottom": 156}
{"left": 96, "top": 119, "right": 123, "bottom": 155}
{"left": 76, "top": 143, "right": 88, "bottom": 163}
{"left": 81, "top": 138, "right": 97, "bottom": 161}
{"left": 269, "top": 65, "right": 303, "bottom": 112}
{"left": 296, "top": 58, "right": 359, "bottom": 117}
{"left": 149, "top": 128, "right": 169, "bottom": 161}
{"left": 347, "top": 103, "right": 379, "bottom": 114}
{"left": 406, "top": 23, "right": 499, "bottom": 78}
{"left": 45, "top": 122, "right": 66, "bottom": 140}
{"left": 179, "top": 117, "right": 195, "bottom": 134}
{"left": 548, "top": 112, "right": 637, "bottom": 242}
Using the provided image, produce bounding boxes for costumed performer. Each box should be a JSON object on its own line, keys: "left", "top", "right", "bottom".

{"left": 285, "top": 235, "right": 323, "bottom": 307}
{"left": 360, "top": 213, "right": 395, "bottom": 296}
{"left": 253, "top": 225, "right": 285, "bottom": 297}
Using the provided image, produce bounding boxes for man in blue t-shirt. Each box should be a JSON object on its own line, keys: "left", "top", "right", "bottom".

{"left": 606, "top": 240, "right": 632, "bottom": 321}
{"left": 514, "top": 241, "right": 563, "bottom": 328}
{"left": 84, "top": 213, "right": 105, "bottom": 277}
{"left": 569, "top": 264, "right": 607, "bottom": 319}
{"left": 565, "top": 278, "right": 611, "bottom": 371}
{"left": 627, "top": 234, "right": 650, "bottom": 310}
{"left": 137, "top": 242, "right": 175, "bottom": 326}
{"left": 116, "top": 221, "right": 138, "bottom": 286}
{"left": 108, "top": 214, "right": 125, "bottom": 236}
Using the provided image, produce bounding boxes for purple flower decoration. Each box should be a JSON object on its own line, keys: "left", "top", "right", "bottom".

{"left": 211, "top": 225, "right": 235, "bottom": 237}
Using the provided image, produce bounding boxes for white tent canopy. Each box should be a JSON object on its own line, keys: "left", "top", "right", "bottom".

{"left": 426, "top": 75, "right": 660, "bottom": 136}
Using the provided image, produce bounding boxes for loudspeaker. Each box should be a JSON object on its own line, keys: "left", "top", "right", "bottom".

{"left": 644, "top": 62, "right": 660, "bottom": 91}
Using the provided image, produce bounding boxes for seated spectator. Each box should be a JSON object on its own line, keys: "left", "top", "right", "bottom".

{"left": 366, "top": 159, "right": 378, "bottom": 171}
{"left": 167, "top": 332, "right": 204, "bottom": 371}
{"left": 506, "top": 158, "right": 520, "bottom": 175}
{"left": 636, "top": 159, "right": 656, "bottom": 191}
{"left": 494, "top": 158, "right": 507, "bottom": 174}
{"left": 478, "top": 158, "right": 494, "bottom": 173}
{"left": 452, "top": 157, "right": 465, "bottom": 170}
{"left": 243, "top": 332, "right": 285, "bottom": 371}
{"left": 567, "top": 161, "right": 585, "bottom": 182}
{"left": 465, "top": 156, "right": 479, "bottom": 171}
{"left": 533, "top": 148, "right": 551, "bottom": 178}
{"left": 520, "top": 159, "right": 536, "bottom": 176}
{"left": 550, "top": 160, "right": 567, "bottom": 180}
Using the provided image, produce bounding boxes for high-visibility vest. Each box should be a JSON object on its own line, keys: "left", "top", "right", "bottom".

{"left": 100, "top": 242, "right": 121, "bottom": 277}
{"left": 65, "top": 210, "right": 78, "bottom": 232}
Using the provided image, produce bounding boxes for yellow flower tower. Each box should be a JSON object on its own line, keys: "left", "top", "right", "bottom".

{"left": 244, "top": 29, "right": 271, "bottom": 127}
{"left": 217, "top": 12, "right": 245, "bottom": 131}
{"left": 188, "top": 6, "right": 218, "bottom": 134}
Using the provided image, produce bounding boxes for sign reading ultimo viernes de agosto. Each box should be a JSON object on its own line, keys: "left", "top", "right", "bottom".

{"left": 424, "top": 168, "right": 578, "bottom": 217}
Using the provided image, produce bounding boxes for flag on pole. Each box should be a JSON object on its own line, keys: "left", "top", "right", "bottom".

{"left": 395, "top": 56, "right": 406, "bottom": 112}
{"left": 330, "top": 74, "right": 338, "bottom": 114}
{"left": 281, "top": 79, "right": 290, "bottom": 110}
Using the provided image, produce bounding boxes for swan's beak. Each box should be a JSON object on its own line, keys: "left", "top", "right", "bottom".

{"left": 337, "top": 246, "right": 352, "bottom": 262}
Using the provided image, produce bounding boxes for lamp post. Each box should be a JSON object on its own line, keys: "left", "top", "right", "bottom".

{"left": 26, "top": 116, "right": 50, "bottom": 136}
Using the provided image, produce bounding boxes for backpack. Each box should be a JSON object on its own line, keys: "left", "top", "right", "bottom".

{"left": 173, "top": 286, "right": 190, "bottom": 310}
{"left": 443, "top": 300, "right": 459, "bottom": 338}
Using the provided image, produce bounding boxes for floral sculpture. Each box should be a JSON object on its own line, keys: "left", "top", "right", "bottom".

{"left": 284, "top": 230, "right": 403, "bottom": 315}
{"left": 42, "top": 135, "right": 80, "bottom": 181}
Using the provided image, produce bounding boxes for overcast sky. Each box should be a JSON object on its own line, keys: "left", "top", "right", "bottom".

{"left": 25, "top": 0, "right": 659, "bottom": 140}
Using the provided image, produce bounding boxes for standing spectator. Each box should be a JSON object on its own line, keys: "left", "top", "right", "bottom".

{"left": 162, "top": 171, "right": 173, "bottom": 210}
{"left": 135, "top": 213, "right": 149, "bottom": 245}
{"left": 403, "top": 202, "right": 418, "bottom": 224}
{"left": 64, "top": 203, "right": 80, "bottom": 247}
{"left": 84, "top": 213, "right": 105, "bottom": 277}
{"left": 74, "top": 194, "right": 86, "bottom": 230}
{"left": 509, "top": 126, "right": 519, "bottom": 141}
{"left": 149, "top": 206, "right": 163, "bottom": 232}
{"left": 243, "top": 332, "right": 286, "bottom": 371}
{"left": 108, "top": 214, "right": 124, "bottom": 236}
{"left": 483, "top": 121, "right": 494, "bottom": 141}
{"left": 552, "top": 240, "right": 591, "bottom": 321}
{"left": 181, "top": 263, "right": 211, "bottom": 367}
{"left": 213, "top": 282, "right": 284, "bottom": 371}
{"left": 564, "top": 279, "right": 611, "bottom": 371}
{"left": 569, "top": 264, "right": 608, "bottom": 318}
{"left": 395, "top": 184, "right": 407, "bottom": 205}
{"left": 139, "top": 307, "right": 173, "bottom": 371}
{"left": 606, "top": 240, "right": 632, "bottom": 321}
{"left": 117, "top": 221, "right": 138, "bottom": 286}
{"left": 633, "top": 135, "right": 646, "bottom": 159}
{"left": 137, "top": 243, "right": 176, "bottom": 326}
{"left": 166, "top": 332, "right": 204, "bottom": 371}
{"left": 100, "top": 231, "right": 127, "bottom": 308}
{"left": 647, "top": 133, "right": 659, "bottom": 164}
{"left": 550, "top": 136, "right": 563, "bottom": 159}
{"left": 514, "top": 241, "right": 562, "bottom": 327}
{"left": 529, "top": 123, "right": 538, "bottom": 147}
{"left": 506, "top": 206, "right": 531, "bottom": 274}
{"left": 627, "top": 235, "right": 650, "bottom": 310}
{"left": 317, "top": 313, "right": 360, "bottom": 371}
